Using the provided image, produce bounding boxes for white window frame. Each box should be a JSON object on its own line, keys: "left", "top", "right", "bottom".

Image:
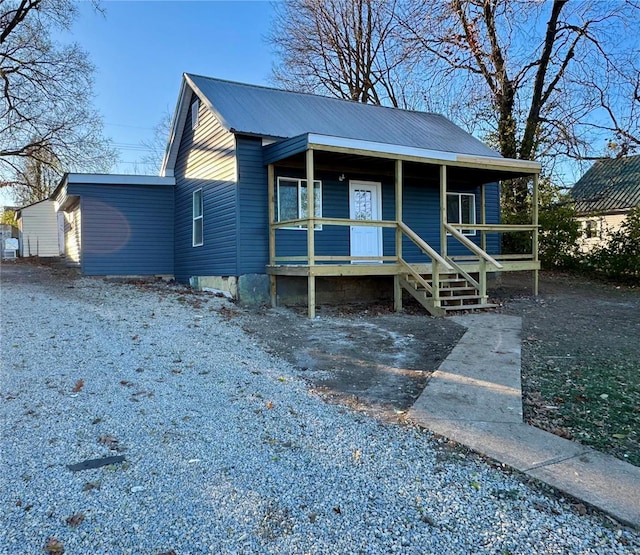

{"left": 192, "top": 189, "right": 203, "bottom": 247}
{"left": 276, "top": 177, "right": 323, "bottom": 230}
{"left": 191, "top": 99, "right": 199, "bottom": 130}
{"left": 446, "top": 192, "right": 476, "bottom": 236}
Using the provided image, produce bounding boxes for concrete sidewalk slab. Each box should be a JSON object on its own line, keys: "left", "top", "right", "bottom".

{"left": 408, "top": 313, "right": 640, "bottom": 528}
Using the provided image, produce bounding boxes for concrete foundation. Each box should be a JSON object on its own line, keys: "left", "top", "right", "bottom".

{"left": 237, "top": 274, "right": 271, "bottom": 306}
{"left": 189, "top": 274, "right": 271, "bottom": 306}
{"left": 190, "top": 275, "right": 238, "bottom": 298}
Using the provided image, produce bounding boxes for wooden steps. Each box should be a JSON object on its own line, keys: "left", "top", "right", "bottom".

{"left": 400, "top": 271, "right": 496, "bottom": 316}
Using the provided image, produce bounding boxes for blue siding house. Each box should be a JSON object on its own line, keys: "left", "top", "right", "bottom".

{"left": 52, "top": 74, "right": 542, "bottom": 316}
{"left": 159, "top": 74, "right": 541, "bottom": 316}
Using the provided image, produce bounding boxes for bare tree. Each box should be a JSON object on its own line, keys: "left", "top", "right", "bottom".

{"left": 0, "top": 0, "right": 117, "bottom": 202}
{"left": 139, "top": 110, "right": 172, "bottom": 175}
{"left": 10, "top": 145, "right": 60, "bottom": 205}
{"left": 269, "top": 0, "right": 422, "bottom": 108}
{"left": 271, "top": 0, "right": 640, "bottom": 215}
{"left": 400, "top": 0, "right": 640, "bottom": 209}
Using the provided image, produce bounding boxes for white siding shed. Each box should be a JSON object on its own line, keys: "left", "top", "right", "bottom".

{"left": 17, "top": 200, "right": 61, "bottom": 257}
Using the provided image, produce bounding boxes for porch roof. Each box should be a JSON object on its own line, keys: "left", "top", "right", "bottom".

{"left": 263, "top": 133, "right": 541, "bottom": 180}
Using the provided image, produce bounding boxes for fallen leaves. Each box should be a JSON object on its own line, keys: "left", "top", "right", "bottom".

{"left": 82, "top": 481, "right": 101, "bottom": 491}
{"left": 71, "top": 379, "right": 84, "bottom": 393}
{"left": 65, "top": 513, "right": 85, "bottom": 527}
{"left": 98, "top": 434, "right": 122, "bottom": 451}
{"left": 218, "top": 305, "right": 240, "bottom": 320}
{"left": 44, "top": 538, "right": 64, "bottom": 554}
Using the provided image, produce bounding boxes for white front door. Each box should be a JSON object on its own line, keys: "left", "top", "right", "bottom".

{"left": 349, "top": 180, "right": 382, "bottom": 263}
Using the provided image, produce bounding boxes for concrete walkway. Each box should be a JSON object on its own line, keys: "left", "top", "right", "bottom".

{"left": 408, "top": 314, "right": 640, "bottom": 528}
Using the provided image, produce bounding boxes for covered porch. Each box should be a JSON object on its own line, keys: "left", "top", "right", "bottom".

{"left": 263, "top": 133, "right": 541, "bottom": 317}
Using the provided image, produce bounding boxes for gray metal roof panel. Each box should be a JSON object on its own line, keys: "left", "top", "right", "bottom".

{"left": 572, "top": 155, "right": 640, "bottom": 214}
{"left": 187, "top": 74, "right": 501, "bottom": 159}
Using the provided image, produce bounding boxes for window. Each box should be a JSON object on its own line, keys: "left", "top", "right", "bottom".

{"left": 191, "top": 99, "right": 199, "bottom": 130}
{"left": 276, "top": 177, "right": 322, "bottom": 229}
{"left": 447, "top": 192, "right": 476, "bottom": 235}
{"left": 583, "top": 219, "right": 599, "bottom": 239}
{"left": 192, "top": 189, "right": 203, "bottom": 246}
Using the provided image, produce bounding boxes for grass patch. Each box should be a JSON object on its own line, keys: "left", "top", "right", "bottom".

{"left": 525, "top": 358, "right": 640, "bottom": 466}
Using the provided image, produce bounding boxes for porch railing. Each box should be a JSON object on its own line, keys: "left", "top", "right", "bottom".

{"left": 269, "top": 217, "right": 539, "bottom": 309}
{"left": 270, "top": 218, "right": 536, "bottom": 267}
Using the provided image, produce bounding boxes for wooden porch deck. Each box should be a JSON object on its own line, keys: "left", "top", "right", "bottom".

{"left": 266, "top": 151, "right": 541, "bottom": 317}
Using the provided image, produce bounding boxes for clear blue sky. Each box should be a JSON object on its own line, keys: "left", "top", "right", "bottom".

{"left": 0, "top": 1, "right": 276, "bottom": 206}
{"left": 69, "top": 0, "right": 276, "bottom": 173}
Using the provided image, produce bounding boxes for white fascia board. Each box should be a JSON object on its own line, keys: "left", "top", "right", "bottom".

{"left": 185, "top": 74, "right": 233, "bottom": 134}
{"left": 66, "top": 174, "right": 175, "bottom": 186}
{"left": 307, "top": 133, "right": 541, "bottom": 173}
{"left": 161, "top": 76, "right": 192, "bottom": 176}
{"left": 307, "top": 134, "right": 457, "bottom": 162}
{"left": 457, "top": 153, "right": 541, "bottom": 172}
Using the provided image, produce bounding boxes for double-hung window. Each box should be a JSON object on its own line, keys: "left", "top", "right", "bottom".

{"left": 192, "top": 189, "right": 203, "bottom": 246}
{"left": 447, "top": 192, "right": 476, "bottom": 236}
{"left": 276, "top": 177, "right": 322, "bottom": 230}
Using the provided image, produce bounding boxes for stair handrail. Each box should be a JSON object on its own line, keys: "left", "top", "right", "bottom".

{"left": 443, "top": 257, "right": 480, "bottom": 290}
{"left": 398, "top": 258, "right": 434, "bottom": 294}
{"left": 443, "top": 223, "right": 503, "bottom": 269}
{"left": 397, "top": 222, "right": 453, "bottom": 271}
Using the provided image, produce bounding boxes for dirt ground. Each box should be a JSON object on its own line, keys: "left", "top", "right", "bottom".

{"left": 241, "top": 271, "right": 640, "bottom": 463}
{"left": 493, "top": 272, "right": 640, "bottom": 464}
{"left": 239, "top": 305, "right": 465, "bottom": 419}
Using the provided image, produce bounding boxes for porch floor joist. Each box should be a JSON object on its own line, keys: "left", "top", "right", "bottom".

{"left": 266, "top": 263, "right": 402, "bottom": 277}
{"left": 266, "top": 260, "right": 540, "bottom": 278}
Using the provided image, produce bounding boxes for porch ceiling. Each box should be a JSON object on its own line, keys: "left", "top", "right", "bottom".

{"left": 263, "top": 133, "right": 540, "bottom": 182}
{"left": 268, "top": 147, "right": 534, "bottom": 185}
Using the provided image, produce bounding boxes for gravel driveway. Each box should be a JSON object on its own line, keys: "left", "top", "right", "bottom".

{"left": 1, "top": 262, "right": 638, "bottom": 554}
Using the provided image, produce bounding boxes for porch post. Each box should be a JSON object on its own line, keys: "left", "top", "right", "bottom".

{"left": 394, "top": 159, "right": 403, "bottom": 312}
{"left": 479, "top": 183, "right": 487, "bottom": 304}
{"left": 532, "top": 173, "right": 540, "bottom": 296}
{"left": 306, "top": 149, "right": 316, "bottom": 318}
{"left": 267, "top": 164, "right": 277, "bottom": 308}
{"left": 439, "top": 165, "right": 447, "bottom": 258}
{"left": 480, "top": 183, "right": 487, "bottom": 252}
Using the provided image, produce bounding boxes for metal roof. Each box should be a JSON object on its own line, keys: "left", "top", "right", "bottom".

{"left": 186, "top": 74, "right": 501, "bottom": 158}
{"left": 571, "top": 155, "right": 640, "bottom": 214}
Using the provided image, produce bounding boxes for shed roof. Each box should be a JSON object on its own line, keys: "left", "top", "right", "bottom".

{"left": 571, "top": 155, "right": 640, "bottom": 214}
{"left": 186, "top": 74, "right": 500, "bottom": 158}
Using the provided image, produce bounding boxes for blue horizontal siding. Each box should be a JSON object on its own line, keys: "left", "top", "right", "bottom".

{"left": 273, "top": 173, "right": 501, "bottom": 263}
{"left": 274, "top": 169, "right": 350, "bottom": 261}
{"left": 483, "top": 182, "right": 501, "bottom": 255}
{"left": 237, "top": 136, "right": 269, "bottom": 274}
{"left": 174, "top": 94, "right": 238, "bottom": 282}
{"left": 68, "top": 183, "right": 174, "bottom": 275}
{"left": 263, "top": 135, "right": 308, "bottom": 165}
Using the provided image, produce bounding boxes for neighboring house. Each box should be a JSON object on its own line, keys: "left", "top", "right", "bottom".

{"left": 52, "top": 74, "right": 542, "bottom": 316}
{"left": 16, "top": 199, "right": 61, "bottom": 258}
{"left": 571, "top": 155, "right": 640, "bottom": 252}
